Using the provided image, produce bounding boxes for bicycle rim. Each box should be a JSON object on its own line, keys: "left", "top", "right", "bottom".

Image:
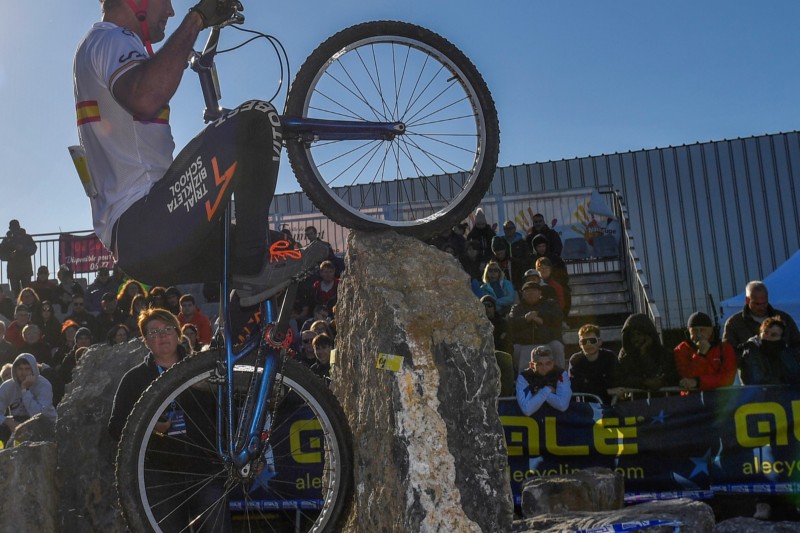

{"left": 287, "top": 21, "right": 499, "bottom": 236}
{"left": 117, "top": 353, "right": 352, "bottom": 532}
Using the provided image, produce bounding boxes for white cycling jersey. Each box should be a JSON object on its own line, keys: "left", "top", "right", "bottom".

{"left": 73, "top": 22, "right": 175, "bottom": 248}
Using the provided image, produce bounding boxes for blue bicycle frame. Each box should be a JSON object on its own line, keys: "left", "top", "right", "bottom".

{"left": 192, "top": 24, "right": 385, "bottom": 473}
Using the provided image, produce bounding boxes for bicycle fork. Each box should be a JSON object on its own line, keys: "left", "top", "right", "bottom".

{"left": 216, "top": 206, "right": 298, "bottom": 474}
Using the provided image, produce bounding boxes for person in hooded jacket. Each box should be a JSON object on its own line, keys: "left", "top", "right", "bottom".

{"left": 611, "top": 313, "right": 679, "bottom": 393}
{"left": 673, "top": 311, "right": 737, "bottom": 391}
{"left": 740, "top": 316, "right": 800, "bottom": 386}
{"left": 0, "top": 353, "right": 57, "bottom": 443}
{"left": 466, "top": 208, "right": 496, "bottom": 263}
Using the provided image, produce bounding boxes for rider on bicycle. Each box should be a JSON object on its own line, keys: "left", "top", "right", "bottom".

{"left": 73, "top": 0, "right": 325, "bottom": 305}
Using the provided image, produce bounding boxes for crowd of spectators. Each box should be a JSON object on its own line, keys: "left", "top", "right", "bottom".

{"left": 0, "top": 224, "right": 344, "bottom": 445}
{"left": 422, "top": 212, "right": 800, "bottom": 416}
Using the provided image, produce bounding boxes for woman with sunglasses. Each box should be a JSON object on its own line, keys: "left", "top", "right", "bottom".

{"left": 567, "top": 324, "right": 618, "bottom": 403}
{"left": 479, "top": 261, "right": 516, "bottom": 316}
{"left": 33, "top": 300, "right": 63, "bottom": 349}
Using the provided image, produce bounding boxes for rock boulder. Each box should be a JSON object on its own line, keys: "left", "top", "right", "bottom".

{"left": 0, "top": 442, "right": 58, "bottom": 533}
{"left": 8, "top": 412, "right": 56, "bottom": 446}
{"left": 520, "top": 467, "right": 624, "bottom": 515}
{"left": 512, "top": 497, "right": 716, "bottom": 533}
{"left": 332, "top": 231, "right": 514, "bottom": 532}
{"left": 56, "top": 339, "right": 147, "bottom": 532}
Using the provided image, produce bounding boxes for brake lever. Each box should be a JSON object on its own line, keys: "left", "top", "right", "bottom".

{"left": 218, "top": 12, "right": 245, "bottom": 28}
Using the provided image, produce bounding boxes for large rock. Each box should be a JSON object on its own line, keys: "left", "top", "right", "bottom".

{"left": 332, "top": 231, "right": 513, "bottom": 532}
{"left": 512, "top": 498, "right": 716, "bottom": 533}
{"left": 0, "top": 442, "right": 58, "bottom": 533}
{"left": 56, "top": 339, "right": 147, "bottom": 532}
{"left": 8, "top": 412, "right": 56, "bottom": 446}
{"left": 715, "top": 517, "right": 800, "bottom": 532}
{"left": 520, "top": 467, "right": 624, "bottom": 516}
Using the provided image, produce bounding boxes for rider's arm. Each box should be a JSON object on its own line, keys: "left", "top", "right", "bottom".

{"left": 112, "top": 12, "right": 204, "bottom": 120}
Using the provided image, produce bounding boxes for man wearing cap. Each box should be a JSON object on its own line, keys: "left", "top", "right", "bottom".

{"left": 87, "top": 267, "right": 118, "bottom": 313}
{"left": 522, "top": 269, "right": 556, "bottom": 302}
{"left": 0, "top": 220, "right": 37, "bottom": 298}
{"left": 29, "top": 266, "right": 58, "bottom": 305}
{"left": 96, "top": 292, "right": 126, "bottom": 340}
{"left": 508, "top": 282, "right": 564, "bottom": 373}
{"left": 723, "top": 280, "right": 800, "bottom": 362}
{"left": 516, "top": 345, "right": 571, "bottom": 415}
{"left": 674, "top": 311, "right": 737, "bottom": 391}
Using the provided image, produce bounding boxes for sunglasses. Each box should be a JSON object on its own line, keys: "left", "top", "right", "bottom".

{"left": 579, "top": 337, "right": 599, "bottom": 346}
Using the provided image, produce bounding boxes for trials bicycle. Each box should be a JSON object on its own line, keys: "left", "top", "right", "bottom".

{"left": 115, "top": 6, "right": 499, "bottom": 532}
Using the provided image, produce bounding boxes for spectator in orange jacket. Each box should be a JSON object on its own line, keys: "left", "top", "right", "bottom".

{"left": 177, "top": 294, "right": 212, "bottom": 345}
{"left": 674, "top": 312, "right": 736, "bottom": 391}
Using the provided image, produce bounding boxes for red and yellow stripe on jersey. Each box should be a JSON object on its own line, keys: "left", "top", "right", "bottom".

{"left": 134, "top": 106, "right": 170, "bottom": 125}
{"left": 76, "top": 100, "right": 100, "bottom": 126}
{"left": 76, "top": 102, "right": 170, "bottom": 126}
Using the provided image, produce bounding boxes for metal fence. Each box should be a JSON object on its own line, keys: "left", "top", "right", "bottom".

{"left": 0, "top": 188, "right": 662, "bottom": 335}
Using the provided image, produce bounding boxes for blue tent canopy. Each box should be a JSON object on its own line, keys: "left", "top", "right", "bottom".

{"left": 720, "top": 249, "right": 800, "bottom": 326}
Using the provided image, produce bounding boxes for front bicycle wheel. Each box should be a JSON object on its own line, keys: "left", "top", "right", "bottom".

{"left": 286, "top": 20, "right": 499, "bottom": 237}
{"left": 116, "top": 352, "right": 353, "bottom": 532}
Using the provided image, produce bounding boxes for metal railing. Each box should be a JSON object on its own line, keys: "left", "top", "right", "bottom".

{"left": 0, "top": 190, "right": 665, "bottom": 338}
{"left": 0, "top": 230, "right": 97, "bottom": 294}
{"left": 614, "top": 191, "right": 663, "bottom": 335}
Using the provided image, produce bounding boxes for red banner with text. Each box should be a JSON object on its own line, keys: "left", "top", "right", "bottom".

{"left": 58, "top": 233, "right": 114, "bottom": 273}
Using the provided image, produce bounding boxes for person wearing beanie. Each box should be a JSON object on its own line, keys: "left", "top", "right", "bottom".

{"left": 526, "top": 212, "right": 563, "bottom": 257}
{"left": 467, "top": 207, "right": 496, "bottom": 263}
{"left": 673, "top": 311, "right": 736, "bottom": 391}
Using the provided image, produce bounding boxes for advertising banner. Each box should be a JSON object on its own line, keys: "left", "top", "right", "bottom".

{"left": 58, "top": 233, "right": 114, "bottom": 273}
{"left": 499, "top": 385, "right": 800, "bottom": 504}
{"left": 227, "top": 384, "right": 800, "bottom": 514}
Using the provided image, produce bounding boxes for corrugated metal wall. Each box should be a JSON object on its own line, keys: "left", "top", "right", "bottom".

{"left": 271, "top": 131, "right": 800, "bottom": 329}
{"left": 491, "top": 132, "right": 800, "bottom": 329}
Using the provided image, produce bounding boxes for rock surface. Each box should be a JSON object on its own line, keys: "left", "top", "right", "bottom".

{"left": 513, "top": 497, "right": 715, "bottom": 532}
{"left": 56, "top": 339, "right": 146, "bottom": 532}
{"left": 520, "top": 467, "right": 624, "bottom": 515}
{"left": 8, "top": 412, "right": 56, "bottom": 446}
{"left": 332, "top": 231, "right": 514, "bottom": 532}
{"left": 0, "top": 442, "right": 58, "bottom": 533}
{"left": 715, "top": 517, "right": 800, "bottom": 532}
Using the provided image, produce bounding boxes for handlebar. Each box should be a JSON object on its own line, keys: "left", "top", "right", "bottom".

{"left": 190, "top": 3, "right": 244, "bottom": 123}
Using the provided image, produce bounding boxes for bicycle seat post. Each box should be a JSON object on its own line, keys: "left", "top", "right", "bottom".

{"left": 220, "top": 205, "right": 233, "bottom": 354}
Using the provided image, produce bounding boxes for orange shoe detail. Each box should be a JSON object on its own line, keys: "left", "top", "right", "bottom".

{"left": 269, "top": 240, "right": 302, "bottom": 262}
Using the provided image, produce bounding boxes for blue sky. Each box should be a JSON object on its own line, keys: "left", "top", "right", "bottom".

{"left": 2, "top": 1, "right": 798, "bottom": 236}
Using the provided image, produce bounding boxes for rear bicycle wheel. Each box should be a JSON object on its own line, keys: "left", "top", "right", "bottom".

{"left": 286, "top": 20, "right": 499, "bottom": 237}
{"left": 116, "top": 351, "right": 353, "bottom": 532}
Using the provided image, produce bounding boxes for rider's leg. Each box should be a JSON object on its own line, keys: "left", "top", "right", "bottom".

{"left": 114, "top": 100, "right": 281, "bottom": 286}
